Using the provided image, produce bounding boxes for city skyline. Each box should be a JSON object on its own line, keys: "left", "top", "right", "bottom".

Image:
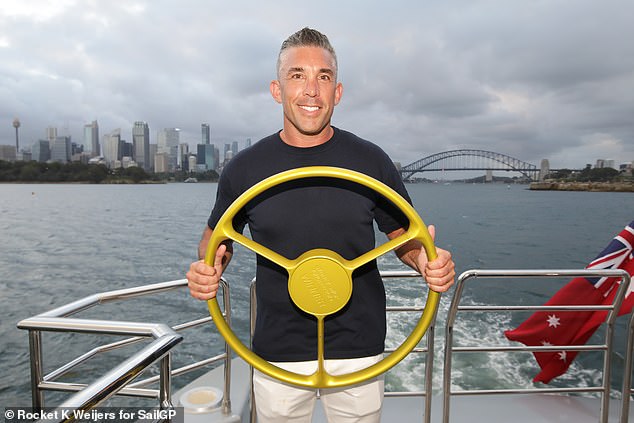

{"left": 1, "top": 1, "right": 633, "bottom": 169}
{"left": 3, "top": 119, "right": 627, "bottom": 173}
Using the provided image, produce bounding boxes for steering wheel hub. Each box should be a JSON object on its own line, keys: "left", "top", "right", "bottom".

{"left": 288, "top": 249, "right": 353, "bottom": 317}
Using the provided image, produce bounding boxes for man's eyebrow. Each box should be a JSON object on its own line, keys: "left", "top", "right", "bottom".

{"left": 285, "top": 67, "right": 335, "bottom": 75}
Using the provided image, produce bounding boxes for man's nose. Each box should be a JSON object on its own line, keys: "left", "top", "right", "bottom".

{"left": 304, "top": 77, "right": 319, "bottom": 97}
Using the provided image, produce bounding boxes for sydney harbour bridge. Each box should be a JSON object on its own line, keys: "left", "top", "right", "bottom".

{"left": 399, "top": 149, "right": 544, "bottom": 182}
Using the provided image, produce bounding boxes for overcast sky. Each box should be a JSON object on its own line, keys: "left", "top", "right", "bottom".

{"left": 1, "top": 0, "right": 633, "bottom": 169}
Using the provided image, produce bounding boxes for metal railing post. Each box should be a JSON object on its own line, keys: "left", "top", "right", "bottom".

{"left": 250, "top": 280, "right": 257, "bottom": 423}
{"left": 622, "top": 310, "right": 634, "bottom": 423}
{"left": 159, "top": 353, "right": 172, "bottom": 410}
{"left": 220, "top": 279, "right": 232, "bottom": 415}
{"left": 28, "top": 330, "right": 44, "bottom": 411}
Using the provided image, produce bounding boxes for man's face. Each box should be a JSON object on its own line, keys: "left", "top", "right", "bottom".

{"left": 271, "top": 46, "right": 343, "bottom": 143}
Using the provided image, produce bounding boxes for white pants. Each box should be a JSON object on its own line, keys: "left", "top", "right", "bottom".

{"left": 253, "top": 355, "right": 384, "bottom": 423}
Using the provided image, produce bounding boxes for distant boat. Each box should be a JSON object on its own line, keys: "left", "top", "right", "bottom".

{"left": 184, "top": 177, "right": 198, "bottom": 183}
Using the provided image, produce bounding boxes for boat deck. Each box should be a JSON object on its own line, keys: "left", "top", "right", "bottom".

{"left": 174, "top": 357, "right": 631, "bottom": 423}
{"left": 17, "top": 269, "right": 633, "bottom": 423}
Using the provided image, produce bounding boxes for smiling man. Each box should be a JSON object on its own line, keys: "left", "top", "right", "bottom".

{"left": 271, "top": 40, "right": 342, "bottom": 145}
{"left": 187, "top": 27, "right": 455, "bottom": 423}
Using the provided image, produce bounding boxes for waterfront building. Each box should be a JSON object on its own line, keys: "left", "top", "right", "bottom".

{"left": 154, "top": 152, "right": 169, "bottom": 173}
{"left": 158, "top": 128, "right": 180, "bottom": 171}
{"left": 50, "top": 136, "right": 71, "bottom": 163}
{"left": 102, "top": 129, "right": 121, "bottom": 168}
{"left": 31, "top": 140, "right": 50, "bottom": 162}
{"left": 595, "top": 159, "right": 616, "bottom": 170}
{"left": 83, "top": 120, "right": 100, "bottom": 157}
{"left": 188, "top": 155, "right": 197, "bottom": 173}
{"left": 178, "top": 143, "right": 189, "bottom": 170}
{"left": 132, "top": 121, "right": 150, "bottom": 171}
{"left": 223, "top": 143, "right": 230, "bottom": 162}
{"left": 246, "top": 138, "right": 252, "bottom": 148}
{"left": 121, "top": 156, "right": 137, "bottom": 168}
{"left": 231, "top": 141, "right": 239, "bottom": 157}
{"left": 196, "top": 143, "right": 217, "bottom": 171}
{"left": 0, "top": 145, "right": 17, "bottom": 161}
{"left": 120, "top": 140, "right": 133, "bottom": 159}
{"left": 149, "top": 144, "right": 157, "bottom": 172}
{"left": 88, "top": 156, "right": 106, "bottom": 165}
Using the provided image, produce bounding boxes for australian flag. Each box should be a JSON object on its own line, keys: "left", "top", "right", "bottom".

{"left": 505, "top": 221, "right": 634, "bottom": 383}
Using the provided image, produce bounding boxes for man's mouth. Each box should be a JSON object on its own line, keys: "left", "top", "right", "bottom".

{"left": 299, "top": 105, "right": 320, "bottom": 112}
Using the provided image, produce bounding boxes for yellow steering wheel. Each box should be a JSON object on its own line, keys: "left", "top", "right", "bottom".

{"left": 206, "top": 166, "right": 440, "bottom": 388}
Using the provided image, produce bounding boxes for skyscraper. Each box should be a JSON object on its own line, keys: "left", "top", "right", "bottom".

{"left": 84, "top": 120, "right": 100, "bottom": 157}
{"left": 50, "top": 136, "right": 71, "bottom": 163}
{"left": 31, "top": 140, "right": 50, "bottom": 162}
{"left": 133, "top": 121, "right": 150, "bottom": 171}
{"left": 158, "top": 128, "right": 180, "bottom": 171}
{"left": 46, "top": 127, "right": 57, "bottom": 142}
{"left": 202, "top": 123, "right": 210, "bottom": 145}
{"left": 197, "top": 143, "right": 216, "bottom": 171}
{"left": 224, "top": 143, "right": 231, "bottom": 163}
{"left": 102, "top": 129, "right": 121, "bottom": 168}
{"left": 178, "top": 143, "right": 189, "bottom": 170}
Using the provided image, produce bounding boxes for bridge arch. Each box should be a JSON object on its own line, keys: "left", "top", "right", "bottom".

{"left": 400, "top": 149, "right": 539, "bottom": 181}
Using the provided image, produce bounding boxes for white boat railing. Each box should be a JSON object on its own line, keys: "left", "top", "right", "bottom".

{"left": 442, "top": 269, "right": 631, "bottom": 423}
{"left": 16, "top": 278, "right": 233, "bottom": 423}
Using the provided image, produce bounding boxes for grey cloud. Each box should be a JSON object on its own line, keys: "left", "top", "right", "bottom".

{"left": 1, "top": 0, "right": 632, "bottom": 170}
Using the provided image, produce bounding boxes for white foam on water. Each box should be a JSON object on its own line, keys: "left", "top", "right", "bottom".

{"left": 384, "top": 289, "right": 608, "bottom": 396}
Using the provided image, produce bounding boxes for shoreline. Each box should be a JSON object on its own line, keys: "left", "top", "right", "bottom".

{"left": 530, "top": 181, "right": 634, "bottom": 192}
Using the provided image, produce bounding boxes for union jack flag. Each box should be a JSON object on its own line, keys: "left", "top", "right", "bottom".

{"left": 505, "top": 221, "right": 634, "bottom": 383}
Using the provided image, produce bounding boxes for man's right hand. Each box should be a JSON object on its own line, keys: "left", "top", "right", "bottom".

{"left": 186, "top": 243, "right": 227, "bottom": 300}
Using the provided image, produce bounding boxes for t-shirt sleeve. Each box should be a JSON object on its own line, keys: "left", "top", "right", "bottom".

{"left": 373, "top": 155, "right": 412, "bottom": 234}
{"left": 206, "top": 166, "right": 248, "bottom": 233}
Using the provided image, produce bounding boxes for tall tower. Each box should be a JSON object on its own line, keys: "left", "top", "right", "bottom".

{"left": 158, "top": 128, "right": 180, "bottom": 171}
{"left": 539, "top": 159, "right": 550, "bottom": 182}
{"left": 133, "top": 121, "right": 150, "bottom": 170}
{"left": 12, "top": 118, "right": 20, "bottom": 153}
{"left": 202, "top": 123, "right": 210, "bottom": 145}
{"left": 84, "top": 120, "right": 100, "bottom": 157}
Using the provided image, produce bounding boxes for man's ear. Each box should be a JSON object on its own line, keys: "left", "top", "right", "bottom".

{"left": 270, "top": 80, "right": 282, "bottom": 104}
{"left": 334, "top": 81, "right": 343, "bottom": 106}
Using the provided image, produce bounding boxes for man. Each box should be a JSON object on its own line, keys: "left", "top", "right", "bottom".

{"left": 187, "top": 27, "right": 455, "bottom": 423}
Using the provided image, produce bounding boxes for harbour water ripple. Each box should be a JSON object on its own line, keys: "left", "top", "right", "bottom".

{"left": 1, "top": 182, "right": 632, "bottom": 407}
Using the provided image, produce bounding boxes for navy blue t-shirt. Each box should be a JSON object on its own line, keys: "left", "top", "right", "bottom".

{"left": 208, "top": 127, "right": 411, "bottom": 361}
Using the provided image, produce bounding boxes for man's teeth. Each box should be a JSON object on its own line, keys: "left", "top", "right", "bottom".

{"left": 301, "top": 106, "right": 319, "bottom": 112}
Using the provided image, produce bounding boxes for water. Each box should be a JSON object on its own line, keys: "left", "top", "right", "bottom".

{"left": 1, "top": 182, "right": 632, "bottom": 408}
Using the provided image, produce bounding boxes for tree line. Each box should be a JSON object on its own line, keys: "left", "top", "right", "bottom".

{"left": 547, "top": 165, "right": 631, "bottom": 182}
{"left": 0, "top": 161, "right": 219, "bottom": 183}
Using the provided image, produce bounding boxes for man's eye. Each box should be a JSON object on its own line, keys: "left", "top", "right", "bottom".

{"left": 319, "top": 74, "right": 331, "bottom": 81}
{"left": 290, "top": 73, "right": 303, "bottom": 79}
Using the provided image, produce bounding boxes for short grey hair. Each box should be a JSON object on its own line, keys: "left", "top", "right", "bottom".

{"left": 277, "top": 27, "right": 338, "bottom": 77}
